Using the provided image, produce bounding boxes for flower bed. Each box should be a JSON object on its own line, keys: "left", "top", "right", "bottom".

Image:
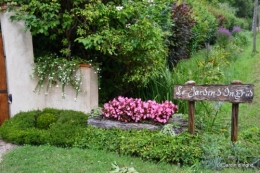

{"left": 101, "top": 96, "right": 178, "bottom": 124}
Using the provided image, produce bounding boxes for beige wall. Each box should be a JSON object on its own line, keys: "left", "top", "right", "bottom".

{"left": 0, "top": 12, "right": 98, "bottom": 117}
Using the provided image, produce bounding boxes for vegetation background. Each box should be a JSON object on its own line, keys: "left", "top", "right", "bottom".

{"left": 0, "top": 0, "right": 260, "bottom": 172}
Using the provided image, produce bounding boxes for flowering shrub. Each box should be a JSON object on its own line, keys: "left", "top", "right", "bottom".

{"left": 216, "top": 27, "right": 231, "bottom": 38}
{"left": 216, "top": 27, "right": 231, "bottom": 48}
{"left": 232, "top": 26, "right": 242, "bottom": 36}
{"left": 102, "top": 96, "right": 178, "bottom": 124}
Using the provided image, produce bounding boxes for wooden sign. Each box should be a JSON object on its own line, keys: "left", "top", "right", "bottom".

{"left": 173, "top": 80, "right": 254, "bottom": 142}
{"left": 174, "top": 84, "right": 254, "bottom": 103}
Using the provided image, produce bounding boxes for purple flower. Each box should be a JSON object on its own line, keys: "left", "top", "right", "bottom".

{"left": 216, "top": 27, "right": 231, "bottom": 37}
{"left": 232, "top": 26, "right": 241, "bottom": 33}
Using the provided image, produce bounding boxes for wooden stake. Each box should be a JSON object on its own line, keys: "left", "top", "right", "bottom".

{"left": 185, "top": 80, "right": 196, "bottom": 135}
{"left": 231, "top": 103, "right": 239, "bottom": 142}
{"left": 231, "top": 80, "right": 242, "bottom": 142}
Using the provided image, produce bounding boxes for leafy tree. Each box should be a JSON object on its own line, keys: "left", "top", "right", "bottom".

{"left": 1, "top": 0, "right": 170, "bottom": 102}
{"left": 167, "top": 2, "right": 197, "bottom": 67}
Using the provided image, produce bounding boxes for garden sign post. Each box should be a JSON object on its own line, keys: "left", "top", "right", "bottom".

{"left": 173, "top": 80, "right": 254, "bottom": 142}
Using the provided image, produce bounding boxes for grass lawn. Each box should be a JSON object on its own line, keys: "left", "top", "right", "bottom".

{"left": 0, "top": 33, "right": 260, "bottom": 173}
{"left": 0, "top": 145, "right": 258, "bottom": 173}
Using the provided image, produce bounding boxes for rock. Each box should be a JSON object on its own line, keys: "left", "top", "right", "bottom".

{"left": 88, "top": 116, "right": 160, "bottom": 130}
{"left": 87, "top": 115, "right": 188, "bottom": 134}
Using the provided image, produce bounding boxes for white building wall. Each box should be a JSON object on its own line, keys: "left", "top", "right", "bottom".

{"left": 0, "top": 12, "right": 98, "bottom": 117}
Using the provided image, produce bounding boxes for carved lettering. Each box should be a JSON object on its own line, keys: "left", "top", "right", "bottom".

{"left": 174, "top": 84, "right": 254, "bottom": 103}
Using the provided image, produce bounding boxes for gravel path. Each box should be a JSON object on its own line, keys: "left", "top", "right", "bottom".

{"left": 0, "top": 139, "right": 18, "bottom": 162}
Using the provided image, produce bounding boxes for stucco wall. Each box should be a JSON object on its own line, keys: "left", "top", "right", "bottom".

{"left": 0, "top": 12, "right": 98, "bottom": 117}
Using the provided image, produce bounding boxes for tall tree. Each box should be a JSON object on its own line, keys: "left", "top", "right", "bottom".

{"left": 253, "top": 0, "right": 258, "bottom": 52}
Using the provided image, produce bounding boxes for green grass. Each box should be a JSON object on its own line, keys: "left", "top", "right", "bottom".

{"left": 0, "top": 145, "right": 258, "bottom": 173}
{"left": 0, "top": 145, "right": 183, "bottom": 173}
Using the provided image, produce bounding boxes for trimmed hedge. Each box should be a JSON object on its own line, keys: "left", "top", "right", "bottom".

{"left": 0, "top": 108, "right": 88, "bottom": 147}
{"left": 0, "top": 109, "right": 202, "bottom": 165}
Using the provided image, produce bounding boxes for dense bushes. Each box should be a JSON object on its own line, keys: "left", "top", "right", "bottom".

{"left": 0, "top": 109, "right": 201, "bottom": 165}
{"left": 1, "top": 109, "right": 260, "bottom": 168}
{"left": 74, "top": 127, "right": 202, "bottom": 165}
{"left": 186, "top": 0, "right": 218, "bottom": 48}
{"left": 1, "top": 0, "right": 249, "bottom": 103}
{"left": 0, "top": 108, "right": 88, "bottom": 146}
{"left": 167, "top": 2, "right": 197, "bottom": 66}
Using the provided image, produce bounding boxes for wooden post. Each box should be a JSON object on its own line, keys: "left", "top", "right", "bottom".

{"left": 185, "top": 80, "right": 196, "bottom": 135}
{"left": 231, "top": 80, "right": 242, "bottom": 142}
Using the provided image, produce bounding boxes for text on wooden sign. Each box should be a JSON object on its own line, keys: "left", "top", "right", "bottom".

{"left": 174, "top": 84, "right": 254, "bottom": 103}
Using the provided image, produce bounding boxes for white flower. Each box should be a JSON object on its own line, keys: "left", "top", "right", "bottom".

{"left": 126, "top": 23, "right": 131, "bottom": 28}
{"left": 116, "top": 6, "right": 123, "bottom": 11}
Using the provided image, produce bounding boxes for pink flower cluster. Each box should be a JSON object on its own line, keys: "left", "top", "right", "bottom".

{"left": 102, "top": 96, "right": 178, "bottom": 124}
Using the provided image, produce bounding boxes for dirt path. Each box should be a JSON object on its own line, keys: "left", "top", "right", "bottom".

{"left": 0, "top": 139, "right": 18, "bottom": 162}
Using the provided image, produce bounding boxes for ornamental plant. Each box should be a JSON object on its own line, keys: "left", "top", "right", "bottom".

{"left": 231, "top": 26, "right": 242, "bottom": 36}
{"left": 167, "top": 1, "right": 197, "bottom": 68}
{"left": 216, "top": 27, "right": 231, "bottom": 49}
{"left": 102, "top": 96, "right": 178, "bottom": 124}
{"left": 31, "top": 54, "right": 92, "bottom": 98}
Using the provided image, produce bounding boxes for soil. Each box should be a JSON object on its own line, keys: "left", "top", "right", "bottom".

{"left": 0, "top": 139, "right": 18, "bottom": 162}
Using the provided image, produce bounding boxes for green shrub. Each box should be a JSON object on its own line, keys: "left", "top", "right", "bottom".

{"left": 167, "top": 2, "right": 197, "bottom": 66}
{"left": 75, "top": 126, "right": 202, "bottom": 165}
{"left": 36, "top": 113, "right": 58, "bottom": 129}
{"left": 0, "top": 108, "right": 88, "bottom": 146}
{"left": 186, "top": 0, "right": 218, "bottom": 49}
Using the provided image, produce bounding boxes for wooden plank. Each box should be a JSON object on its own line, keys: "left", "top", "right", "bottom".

{"left": 174, "top": 84, "right": 254, "bottom": 103}
{"left": 0, "top": 93, "right": 9, "bottom": 125}
{"left": 231, "top": 103, "right": 239, "bottom": 142}
{"left": 0, "top": 34, "right": 6, "bottom": 90}
{"left": 0, "top": 34, "right": 9, "bottom": 125}
{"left": 188, "top": 101, "right": 195, "bottom": 134}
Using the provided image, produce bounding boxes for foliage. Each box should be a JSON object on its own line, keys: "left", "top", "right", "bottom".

{"left": 210, "top": 7, "right": 249, "bottom": 30}
{"left": 1, "top": 0, "right": 170, "bottom": 103}
{"left": 109, "top": 162, "right": 139, "bottom": 173}
{"left": 167, "top": 2, "right": 197, "bottom": 67}
{"left": 36, "top": 113, "right": 58, "bottom": 130}
{"left": 186, "top": 0, "right": 218, "bottom": 49}
{"left": 75, "top": 127, "right": 202, "bottom": 165}
{"left": 159, "top": 124, "right": 176, "bottom": 137}
{"left": 127, "top": 66, "right": 175, "bottom": 103}
{"left": 89, "top": 107, "right": 102, "bottom": 118}
{"left": 31, "top": 54, "right": 92, "bottom": 98}
{"left": 231, "top": 26, "right": 242, "bottom": 36}
{"left": 216, "top": 27, "right": 232, "bottom": 48}
{"left": 102, "top": 96, "right": 178, "bottom": 124}
{"left": 217, "top": 2, "right": 238, "bottom": 15}
{"left": 0, "top": 108, "right": 88, "bottom": 147}
{"left": 200, "top": 133, "right": 260, "bottom": 170}
{"left": 78, "top": 0, "right": 170, "bottom": 102}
